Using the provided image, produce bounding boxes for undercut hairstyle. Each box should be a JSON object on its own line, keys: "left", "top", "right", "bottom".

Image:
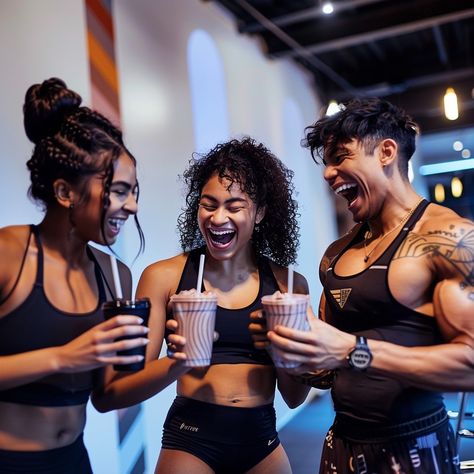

{"left": 302, "top": 98, "right": 419, "bottom": 179}
{"left": 23, "top": 77, "right": 144, "bottom": 253}
{"left": 177, "top": 137, "right": 300, "bottom": 266}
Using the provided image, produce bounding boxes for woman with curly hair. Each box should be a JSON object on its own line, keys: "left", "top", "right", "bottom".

{"left": 96, "top": 137, "right": 311, "bottom": 473}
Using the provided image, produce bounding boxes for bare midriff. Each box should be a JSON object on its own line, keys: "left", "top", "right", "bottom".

{"left": 177, "top": 363, "right": 276, "bottom": 407}
{"left": 0, "top": 402, "right": 86, "bottom": 451}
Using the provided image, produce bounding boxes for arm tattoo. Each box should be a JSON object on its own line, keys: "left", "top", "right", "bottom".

{"left": 394, "top": 228, "right": 474, "bottom": 286}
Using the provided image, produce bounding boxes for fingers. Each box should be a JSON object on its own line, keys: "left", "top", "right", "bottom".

{"left": 100, "top": 315, "right": 145, "bottom": 330}
{"left": 267, "top": 330, "right": 316, "bottom": 356}
{"left": 166, "top": 319, "right": 178, "bottom": 332}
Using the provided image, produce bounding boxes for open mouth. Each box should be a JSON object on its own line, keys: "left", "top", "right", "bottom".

{"left": 207, "top": 228, "right": 236, "bottom": 248}
{"left": 334, "top": 183, "right": 359, "bottom": 207}
{"left": 107, "top": 217, "right": 126, "bottom": 234}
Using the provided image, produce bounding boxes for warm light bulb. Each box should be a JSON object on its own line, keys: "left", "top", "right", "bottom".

{"left": 326, "top": 100, "right": 340, "bottom": 116}
{"left": 451, "top": 177, "right": 463, "bottom": 198}
{"left": 453, "top": 140, "right": 463, "bottom": 151}
{"left": 444, "top": 87, "right": 459, "bottom": 120}
{"left": 434, "top": 183, "right": 445, "bottom": 203}
{"left": 322, "top": 2, "right": 334, "bottom": 14}
{"left": 462, "top": 149, "right": 471, "bottom": 159}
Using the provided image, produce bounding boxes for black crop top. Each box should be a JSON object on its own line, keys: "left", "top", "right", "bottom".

{"left": 167, "top": 247, "right": 279, "bottom": 365}
{"left": 0, "top": 225, "right": 107, "bottom": 406}
{"left": 324, "top": 200, "right": 444, "bottom": 424}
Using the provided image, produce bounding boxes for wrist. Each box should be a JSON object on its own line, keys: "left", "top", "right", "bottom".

{"left": 347, "top": 335, "right": 372, "bottom": 370}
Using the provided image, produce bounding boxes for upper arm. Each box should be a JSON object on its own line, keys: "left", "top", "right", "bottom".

{"left": 135, "top": 256, "right": 185, "bottom": 360}
{"left": 430, "top": 218, "right": 474, "bottom": 349}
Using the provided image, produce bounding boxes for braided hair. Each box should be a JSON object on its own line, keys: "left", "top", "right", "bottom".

{"left": 177, "top": 137, "right": 300, "bottom": 267}
{"left": 23, "top": 78, "right": 144, "bottom": 253}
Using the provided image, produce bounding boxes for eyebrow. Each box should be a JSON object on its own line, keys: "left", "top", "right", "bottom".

{"left": 200, "top": 195, "right": 248, "bottom": 204}
{"left": 111, "top": 181, "right": 135, "bottom": 190}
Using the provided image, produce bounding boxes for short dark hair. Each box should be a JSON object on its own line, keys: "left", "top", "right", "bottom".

{"left": 177, "top": 137, "right": 300, "bottom": 266}
{"left": 302, "top": 98, "right": 419, "bottom": 178}
{"left": 23, "top": 77, "right": 144, "bottom": 253}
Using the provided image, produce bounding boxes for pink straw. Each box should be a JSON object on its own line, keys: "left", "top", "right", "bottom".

{"left": 287, "top": 264, "right": 294, "bottom": 295}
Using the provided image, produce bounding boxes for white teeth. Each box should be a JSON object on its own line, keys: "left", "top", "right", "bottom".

{"left": 209, "top": 229, "right": 235, "bottom": 236}
{"left": 334, "top": 183, "right": 357, "bottom": 195}
{"left": 108, "top": 218, "right": 125, "bottom": 228}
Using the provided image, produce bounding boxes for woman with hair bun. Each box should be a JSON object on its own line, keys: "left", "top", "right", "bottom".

{"left": 0, "top": 78, "right": 148, "bottom": 473}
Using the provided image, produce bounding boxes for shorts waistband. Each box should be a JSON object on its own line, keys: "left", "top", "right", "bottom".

{"left": 333, "top": 407, "right": 448, "bottom": 443}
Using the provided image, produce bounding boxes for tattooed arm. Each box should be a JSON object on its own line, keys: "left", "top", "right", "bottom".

{"left": 368, "top": 215, "right": 474, "bottom": 391}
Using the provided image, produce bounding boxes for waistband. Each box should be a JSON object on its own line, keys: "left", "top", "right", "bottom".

{"left": 0, "top": 434, "right": 90, "bottom": 473}
{"left": 333, "top": 407, "right": 448, "bottom": 443}
{"left": 164, "top": 396, "right": 277, "bottom": 443}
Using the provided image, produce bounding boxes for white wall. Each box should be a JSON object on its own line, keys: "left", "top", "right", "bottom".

{"left": 0, "top": 1, "right": 337, "bottom": 472}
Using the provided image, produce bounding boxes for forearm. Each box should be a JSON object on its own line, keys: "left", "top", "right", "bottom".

{"left": 92, "top": 357, "right": 190, "bottom": 411}
{"left": 370, "top": 339, "right": 474, "bottom": 391}
{"left": 0, "top": 347, "right": 61, "bottom": 390}
{"left": 276, "top": 368, "right": 311, "bottom": 408}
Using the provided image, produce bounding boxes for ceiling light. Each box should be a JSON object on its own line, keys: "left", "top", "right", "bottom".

{"left": 419, "top": 158, "right": 474, "bottom": 175}
{"left": 451, "top": 177, "right": 463, "bottom": 198}
{"left": 443, "top": 87, "right": 458, "bottom": 120}
{"left": 461, "top": 149, "right": 471, "bottom": 159}
{"left": 453, "top": 141, "right": 463, "bottom": 151}
{"left": 322, "top": 2, "right": 334, "bottom": 14}
{"left": 434, "top": 183, "right": 445, "bottom": 203}
{"left": 326, "top": 100, "right": 340, "bottom": 116}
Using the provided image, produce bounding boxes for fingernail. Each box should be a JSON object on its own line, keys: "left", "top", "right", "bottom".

{"left": 136, "top": 317, "right": 144, "bottom": 324}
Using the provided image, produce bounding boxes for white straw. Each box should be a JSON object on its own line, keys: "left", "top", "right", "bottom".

{"left": 287, "top": 264, "right": 294, "bottom": 295}
{"left": 196, "top": 254, "right": 205, "bottom": 293}
{"left": 110, "top": 254, "right": 123, "bottom": 299}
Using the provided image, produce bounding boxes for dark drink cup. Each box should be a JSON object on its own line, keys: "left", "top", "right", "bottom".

{"left": 102, "top": 298, "right": 151, "bottom": 371}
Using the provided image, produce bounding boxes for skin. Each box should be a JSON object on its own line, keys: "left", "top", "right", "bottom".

{"left": 94, "top": 173, "right": 310, "bottom": 474}
{"left": 264, "top": 138, "right": 474, "bottom": 392}
{"left": 0, "top": 153, "right": 148, "bottom": 451}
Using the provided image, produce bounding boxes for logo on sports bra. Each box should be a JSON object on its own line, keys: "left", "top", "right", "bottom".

{"left": 330, "top": 288, "right": 352, "bottom": 308}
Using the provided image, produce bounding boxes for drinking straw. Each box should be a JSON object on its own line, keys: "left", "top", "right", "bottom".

{"left": 110, "top": 254, "right": 123, "bottom": 299}
{"left": 287, "top": 264, "right": 294, "bottom": 295}
{"left": 196, "top": 254, "right": 205, "bottom": 293}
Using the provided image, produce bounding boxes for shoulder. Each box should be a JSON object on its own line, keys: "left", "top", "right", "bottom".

{"left": 0, "top": 225, "right": 33, "bottom": 290}
{"left": 415, "top": 203, "right": 473, "bottom": 243}
{"left": 268, "top": 260, "right": 309, "bottom": 294}
{"left": 138, "top": 253, "right": 189, "bottom": 292}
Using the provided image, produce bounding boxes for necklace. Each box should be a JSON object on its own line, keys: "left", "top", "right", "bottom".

{"left": 363, "top": 197, "right": 424, "bottom": 263}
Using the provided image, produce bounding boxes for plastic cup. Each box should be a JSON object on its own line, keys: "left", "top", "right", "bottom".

{"left": 261, "top": 293, "right": 309, "bottom": 368}
{"left": 170, "top": 292, "right": 217, "bottom": 367}
{"left": 102, "top": 298, "right": 151, "bottom": 371}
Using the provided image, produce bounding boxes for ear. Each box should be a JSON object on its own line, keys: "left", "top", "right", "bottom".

{"left": 53, "top": 179, "right": 76, "bottom": 209}
{"left": 379, "top": 138, "right": 398, "bottom": 168}
{"left": 256, "top": 206, "right": 266, "bottom": 225}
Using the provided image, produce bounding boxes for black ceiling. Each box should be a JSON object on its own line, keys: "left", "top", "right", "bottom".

{"left": 212, "top": 0, "right": 474, "bottom": 136}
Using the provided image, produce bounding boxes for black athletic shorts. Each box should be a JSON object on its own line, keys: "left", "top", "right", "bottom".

{"left": 0, "top": 433, "right": 92, "bottom": 474}
{"left": 162, "top": 396, "right": 280, "bottom": 473}
{"left": 320, "top": 407, "right": 460, "bottom": 474}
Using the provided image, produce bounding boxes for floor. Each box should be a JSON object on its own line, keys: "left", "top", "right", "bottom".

{"left": 280, "top": 391, "right": 474, "bottom": 473}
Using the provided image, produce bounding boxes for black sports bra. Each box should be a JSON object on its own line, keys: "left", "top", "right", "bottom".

{"left": 167, "top": 247, "right": 280, "bottom": 365}
{"left": 0, "top": 225, "right": 107, "bottom": 406}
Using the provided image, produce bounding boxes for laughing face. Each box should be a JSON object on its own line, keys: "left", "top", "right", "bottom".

{"left": 323, "top": 139, "right": 386, "bottom": 223}
{"left": 73, "top": 152, "right": 138, "bottom": 245}
{"left": 197, "top": 173, "right": 264, "bottom": 260}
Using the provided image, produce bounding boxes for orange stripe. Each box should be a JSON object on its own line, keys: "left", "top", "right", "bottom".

{"left": 85, "top": 0, "right": 114, "bottom": 40}
{"left": 91, "top": 84, "right": 121, "bottom": 126}
{"left": 87, "top": 31, "right": 119, "bottom": 93}
{"left": 90, "top": 61, "right": 120, "bottom": 112}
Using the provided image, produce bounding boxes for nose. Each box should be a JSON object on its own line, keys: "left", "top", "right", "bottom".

{"left": 124, "top": 191, "right": 138, "bottom": 215}
{"left": 210, "top": 206, "right": 228, "bottom": 225}
{"left": 323, "top": 164, "right": 337, "bottom": 183}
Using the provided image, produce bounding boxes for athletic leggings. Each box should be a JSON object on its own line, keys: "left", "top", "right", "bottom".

{"left": 0, "top": 434, "right": 93, "bottom": 474}
{"left": 320, "top": 407, "right": 460, "bottom": 474}
{"left": 162, "top": 396, "right": 281, "bottom": 473}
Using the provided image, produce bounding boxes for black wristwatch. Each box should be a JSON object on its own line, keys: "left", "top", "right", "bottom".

{"left": 347, "top": 336, "right": 372, "bottom": 370}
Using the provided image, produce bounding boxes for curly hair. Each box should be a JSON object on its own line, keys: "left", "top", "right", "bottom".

{"left": 23, "top": 77, "right": 144, "bottom": 253}
{"left": 302, "top": 97, "right": 419, "bottom": 179}
{"left": 177, "top": 137, "right": 300, "bottom": 266}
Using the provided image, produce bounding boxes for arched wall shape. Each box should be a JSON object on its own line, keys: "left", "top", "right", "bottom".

{"left": 187, "top": 29, "right": 230, "bottom": 152}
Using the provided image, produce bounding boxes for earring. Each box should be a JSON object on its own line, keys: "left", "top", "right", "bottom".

{"left": 69, "top": 203, "right": 75, "bottom": 209}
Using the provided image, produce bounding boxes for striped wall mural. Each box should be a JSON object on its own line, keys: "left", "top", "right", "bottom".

{"left": 84, "top": 1, "right": 147, "bottom": 473}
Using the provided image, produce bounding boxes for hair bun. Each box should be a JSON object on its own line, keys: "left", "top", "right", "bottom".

{"left": 23, "top": 77, "right": 82, "bottom": 144}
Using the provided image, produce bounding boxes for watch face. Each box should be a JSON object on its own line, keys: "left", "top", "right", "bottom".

{"left": 350, "top": 348, "right": 372, "bottom": 369}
